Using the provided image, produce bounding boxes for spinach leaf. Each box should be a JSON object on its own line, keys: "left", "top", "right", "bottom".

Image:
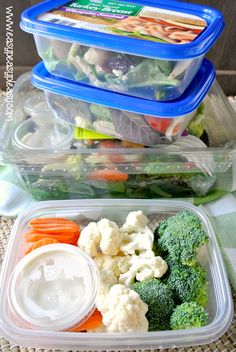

{"left": 124, "top": 60, "right": 178, "bottom": 89}
{"left": 111, "top": 110, "right": 164, "bottom": 146}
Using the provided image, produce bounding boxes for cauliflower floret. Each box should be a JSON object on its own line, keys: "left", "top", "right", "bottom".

{"left": 117, "top": 255, "right": 132, "bottom": 274}
{"left": 97, "top": 218, "right": 123, "bottom": 256}
{"left": 96, "top": 270, "right": 118, "bottom": 311}
{"left": 79, "top": 218, "right": 124, "bottom": 257}
{"left": 94, "top": 254, "right": 131, "bottom": 277}
{"left": 122, "top": 210, "right": 149, "bottom": 233}
{"left": 100, "top": 284, "right": 148, "bottom": 333}
{"left": 93, "top": 254, "right": 133, "bottom": 310}
{"left": 119, "top": 251, "right": 168, "bottom": 286}
{"left": 98, "top": 270, "right": 118, "bottom": 297}
{"left": 78, "top": 222, "right": 101, "bottom": 257}
{"left": 94, "top": 254, "right": 121, "bottom": 277}
{"left": 120, "top": 226, "right": 154, "bottom": 255}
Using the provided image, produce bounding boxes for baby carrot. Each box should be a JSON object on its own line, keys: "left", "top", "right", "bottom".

{"left": 29, "top": 227, "right": 79, "bottom": 235}
{"left": 25, "top": 238, "right": 60, "bottom": 255}
{"left": 24, "top": 232, "right": 78, "bottom": 243}
{"left": 68, "top": 309, "right": 103, "bottom": 332}
{"left": 29, "top": 225, "right": 79, "bottom": 234}
{"left": 29, "top": 218, "right": 71, "bottom": 225}
{"left": 29, "top": 218, "right": 80, "bottom": 234}
{"left": 23, "top": 218, "right": 80, "bottom": 248}
{"left": 88, "top": 169, "right": 128, "bottom": 182}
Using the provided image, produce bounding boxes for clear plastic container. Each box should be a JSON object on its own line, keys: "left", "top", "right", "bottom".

{"left": 12, "top": 117, "right": 74, "bottom": 151}
{"left": 23, "top": 92, "right": 53, "bottom": 120}
{"left": 20, "top": 0, "right": 224, "bottom": 101}
{"left": 32, "top": 59, "right": 215, "bottom": 147}
{"left": 0, "top": 199, "right": 233, "bottom": 349}
{"left": 8, "top": 244, "right": 99, "bottom": 331}
{"left": 1, "top": 72, "right": 236, "bottom": 201}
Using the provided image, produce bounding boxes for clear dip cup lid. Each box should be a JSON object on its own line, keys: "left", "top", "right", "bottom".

{"left": 12, "top": 117, "right": 74, "bottom": 151}
{"left": 23, "top": 92, "right": 52, "bottom": 119}
{"left": 7, "top": 244, "right": 99, "bottom": 331}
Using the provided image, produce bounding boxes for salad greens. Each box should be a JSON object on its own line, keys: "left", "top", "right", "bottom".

{"left": 89, "top": 104, "right": 112, "bottom": 121}
{"left": 187, "top": 103, "right": 206, "bottom": 138}
{"left": 15, "top": 89, "right": 218, "bottom": 202}
{"left": 21, "top": 141, "right": 217, "bottom": 201}
{"left": 123, "top": 60, "right": 178, "bottom": 89}
{"left": 22, "top": 171, "right": 217, "bottom": 202}
{"left": 48, "top": 91, "right": 198, "bottom": 146}
{"left": 40, "top": 40, "right": 189, "bottom": 101}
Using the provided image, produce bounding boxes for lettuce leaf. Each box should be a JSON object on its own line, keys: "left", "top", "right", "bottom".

{"left": 90, "top": 104, "right": 112, "bottom": 121}
{"left": 123, "top": 60, "right": 178, "bottom": 88}
{"left": 41, "top": 47, "right": 63, "bottom": 72}
{"left": 111, "top": 110, "right": 164, "bottom": 146}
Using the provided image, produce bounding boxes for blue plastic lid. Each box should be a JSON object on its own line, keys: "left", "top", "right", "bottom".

{"left": 21, "top": 0, "right": 224, "bottom": 60}
{"left": 32, "top": 59, "right": 215, "bottom": 118}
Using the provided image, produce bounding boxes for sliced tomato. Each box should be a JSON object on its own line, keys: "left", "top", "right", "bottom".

{"left": 144, "top": 116, "right": 173, "bottom": 133}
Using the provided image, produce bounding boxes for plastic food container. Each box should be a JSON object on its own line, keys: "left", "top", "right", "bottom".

{"left": 0, "top": 199, "right": 233, "bottom": 349}
{"left": 32, "top": 59, "right": 215, "bottom": 147}
{"left": 20, "top": 0, "right": 224, "bottom": 101}
{"left": 8, "top": 244, "right": 99, "bottom": 331}
{"left": 1, "top": 72, "right": 236, "bottom": 201}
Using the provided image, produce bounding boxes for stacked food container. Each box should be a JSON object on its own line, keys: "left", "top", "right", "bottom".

{"left": 1, "top": 1, "right": 236, "bottom": 200}
{"left": 1, "top": 0, "right": 236, "bottom": 201}
{"left": 1, "top": 72, "right": 236, "bottom": 200}
{"left": 0, "top": 0, "right": 235, "bottom": 349}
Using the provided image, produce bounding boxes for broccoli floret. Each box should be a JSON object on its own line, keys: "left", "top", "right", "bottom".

{"left": 170, "top": 302, "right": 208, "bottom": 330}
{"left": 130, "top": 279, "right": 175, "bottom": 331}
{"left": 155, "top": 211, "right": 208, "bottom": 266}
{"left": 166, "top": 259, "right": 208, "bottom": 307}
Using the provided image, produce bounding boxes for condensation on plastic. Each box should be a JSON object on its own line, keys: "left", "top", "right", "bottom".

{"left": 0, "top": 73, "right": 236, "bottom": 200}
{"left": 0, "top": 199, "right": 233, "bottom": 350}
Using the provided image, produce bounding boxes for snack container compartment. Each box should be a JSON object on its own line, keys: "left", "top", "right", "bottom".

{"left": 0, "top": 199, "right": 233, "bottom": 349}
{"left": 20, "top": 0, "right": 224, "bottom": 101}
{"left": 32, "top": 59, "right": 215, "bottom": 147}
{"left": 1, "top": 73, "right": 236, "bottom": 201}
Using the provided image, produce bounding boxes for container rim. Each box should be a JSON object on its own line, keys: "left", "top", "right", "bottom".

{"left": 20, "top": 0, "right": 224, "bottom": 60}
{"left": 32, "top": 59, "right": 216, "bottom": 118}
{"left": 0, "top": 199, "right": 233, "bottom": 350}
